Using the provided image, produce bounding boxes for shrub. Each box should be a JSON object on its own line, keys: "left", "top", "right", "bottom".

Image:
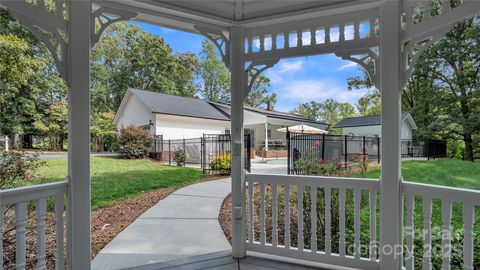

{"left": 118, "top": 126, "right": 151, "bottom": 159}
{"left": 294, "top": 147, "right": 346, "bottom": 176}
{"left": 0, "top": 150, "right": 43, "bottom": 189}
{"left": 173, "top": 148, "right": 186, "bottom": 166}
{"left": 210, "top": 153, "right": 231, "bottom": 173}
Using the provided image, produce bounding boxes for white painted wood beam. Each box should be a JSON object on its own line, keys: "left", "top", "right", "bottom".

{"left": 379, "top": 1, "right": 403, "bottom": 269}
{"left": 67, "top": 0, "right": 92, "bottom": 269}
{"left": 230, "top": 26, "right": 246, "bottom": 259}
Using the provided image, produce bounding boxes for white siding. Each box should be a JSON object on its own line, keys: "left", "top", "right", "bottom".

{"left": 116, "top": 95, "right": 154, "bottom": 134}
{"left": 155, "top": 114, "right": 228, "bottom": 139}
{"left": 341, "top": 123, "right": 412, "bottom": 140}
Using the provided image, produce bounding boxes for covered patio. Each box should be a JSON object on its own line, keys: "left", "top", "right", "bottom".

{"left": 1, "top": 0, "right": 480, "bottom": 270}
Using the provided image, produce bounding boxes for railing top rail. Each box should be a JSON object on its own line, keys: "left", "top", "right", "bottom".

{"left": 0, "top": 180, "right": 68, "bottom": 206}
{"left": 246, "top": 173, "right": 379, "bottom": 190}
{"left": 402, "top": 181, "right": 480, "bottom": 205}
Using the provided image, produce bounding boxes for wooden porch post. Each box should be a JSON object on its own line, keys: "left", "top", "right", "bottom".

{"left": 379, "top": 1, "right": 403, "bottom": 269}
{"left": 67, "top": 0, "right": 92, "bottom": 269}
{"left": 230, "top": 26, "right": 246, "bottom": 258}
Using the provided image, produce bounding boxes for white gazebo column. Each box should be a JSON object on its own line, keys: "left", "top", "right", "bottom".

{"left": 379, "top": 1, "right": 403, "bottom": 270}
{"left": 230, "top": 26, "right": 246, "bottom": 258}
{"left": 264, "top": 122, "right": 268, "bottom": 151}
{"left": 67, "top": 0, "right": 92, "bottom": 269}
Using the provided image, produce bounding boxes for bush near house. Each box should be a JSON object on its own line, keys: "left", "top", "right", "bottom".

{"left": 210, "top": 153, "right": 231, "bottom": 173}
{"left": 118, "top": 125, "right": 150, "bottom": 159}
{"left": 173, "top": 148, "right": 186, "bottom": 166}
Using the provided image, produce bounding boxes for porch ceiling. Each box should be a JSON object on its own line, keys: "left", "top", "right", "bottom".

{"left": 95, "top": 0, "right": 382, "bottom": 32}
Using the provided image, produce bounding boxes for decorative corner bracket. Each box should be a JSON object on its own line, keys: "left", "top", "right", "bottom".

{"left": 335, "top": 49, "right": 379, "bottom": 89}
{"left": 244, "top": 59, "right": 279, "bottom": 100}
{"left": 3, "top": 0, "right": 68, "bottom": 81}
{"left": 401, "top": 23, "right": 454, "bottom": 87}
{"left": 91, "top": 6, "right": 137, "bottom": 48}
{"left": 194, "top": 25, "right": 230, "bottom": 68}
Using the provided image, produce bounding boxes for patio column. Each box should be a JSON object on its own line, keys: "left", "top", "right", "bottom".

{"left": 230, "top": 26, "right": 246, "bottom": 258}
{"left": 264, "top": 122, "right": 268, "bottom": 151}
{"left": 379, "top": 1, "right": 403, "bottom": 270}
{"left": 67, "top": 0, "right": 91, "bottom": 269}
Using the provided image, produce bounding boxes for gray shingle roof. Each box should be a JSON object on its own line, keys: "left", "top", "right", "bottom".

{"left": 334, "top": 112, "right": 411, "bottom": 128}
{"left": 129, "top": 88, "right": 230, "bottom": 121}
{"left": 129, "top": 88, "right": 327, "bottom": 125}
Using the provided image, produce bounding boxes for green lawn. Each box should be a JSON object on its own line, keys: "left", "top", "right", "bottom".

{"left": 350, "top": 158, "right": 480, "bottom": 190}
{"left": 34, "top": 156, "right": 207, "bottom": 209}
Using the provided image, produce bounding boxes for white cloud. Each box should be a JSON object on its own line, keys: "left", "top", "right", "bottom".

{"left": 336, "top": 62, "right": 358, "bottom": 71}
{"left": 278, "top": 79, "right": 367, "bottom": 104}
{"left": 265, "top": 60, "right": 305, "bottom": 84}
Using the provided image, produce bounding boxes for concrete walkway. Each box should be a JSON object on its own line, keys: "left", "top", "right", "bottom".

{"left": 92, "top": 179, "right": 232, "bottom": 270}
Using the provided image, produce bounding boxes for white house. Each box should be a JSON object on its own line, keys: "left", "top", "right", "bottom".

{"left": 113, "top": 88, "right": 328, "bottom": 150}
{"left": 334, "top": 112, "right": 417, "bottom": 140}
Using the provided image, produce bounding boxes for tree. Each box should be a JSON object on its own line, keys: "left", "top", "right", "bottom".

{"left": 197, "top": 40, "right": 231, "bottom": 103}
{"left": 33, "top": 101, "right": 68, "bottom": 151}
{"left": 346, "top": 16, "right": 480, "bottom": 161}
{"left": 244, "top": 75, "right": 277, "bottom": 109}
{"left": 356, "top": 92, "right": 381, "bottom": 116}
{"left": 91, "top": 111, "right": 118, "bottom": 152}
{"left": 291, "top": 99, "right": 356, "bottom": 131}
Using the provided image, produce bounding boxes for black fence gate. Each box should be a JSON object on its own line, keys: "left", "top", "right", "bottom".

{"left": 401, "top": 139, "right": 447, "bottom": 159}
{"left": 287, "top": 131, "right": 380, "bottom": 175}
{"left": 150, "top": 134, "right": 251, "bottom": 174}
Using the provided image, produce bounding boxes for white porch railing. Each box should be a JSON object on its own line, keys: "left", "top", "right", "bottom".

{"left": 245, "top": 174, "right": 381, "bottom": 270}
{"left": 1, "top": 181, "right": 68, "bottom": 270}
{"left": 402, "top": 182, "right": 480, "bottom": 270}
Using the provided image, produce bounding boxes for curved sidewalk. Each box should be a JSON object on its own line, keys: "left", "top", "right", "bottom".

{"left": 92, "top": 178, "right": 232, "bottom": 270}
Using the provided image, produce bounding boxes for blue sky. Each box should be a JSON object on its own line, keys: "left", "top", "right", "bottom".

{"left": 133, "top": 22, "right": 370, "bottom": 113}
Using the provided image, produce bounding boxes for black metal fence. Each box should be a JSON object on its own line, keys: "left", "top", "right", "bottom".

{"left": 287, "top": 132, "right": 380, "bottom": 175}
{"left": 401, "top": 139, "right": 447, "bottom": 159}
{"left": 150, "top": 134, "right": 251, "bottom": 174}
{"left": 287, "top": 131, "right": 447, "bottom": 175}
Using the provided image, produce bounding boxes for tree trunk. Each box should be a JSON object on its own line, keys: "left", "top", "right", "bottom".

{"left": 464, "top": 133, "right": 474, "bottom": 161}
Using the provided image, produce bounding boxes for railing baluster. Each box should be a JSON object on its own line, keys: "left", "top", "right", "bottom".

{"left": 369, "top": 189, "right": 377, "bottom": 262}
{"left": 271, "top": 33, "right": 277, "bottom": 50}
{"left": 325, "top": 186, "right": 331, "bottom": 255}
{"left": 405, "top": 192, "right": 415, "bottom": 270}
{"left": 325, "top": 26, "right": 331, "bottom": 43}
{"left": 0, "top": 206, "right": 4, "bottom": 270}
{"left": 354, "top": 21, "right": 360, "bottom": 40}
{"left": 339, "top": 24, "right": 345, "bottom": 42}
{"left": 16, "top": 202, "right": 27, "bottom": 270}
{"left": 310, "top": 28, "right": 316, "bottom": 45}
{"left": 285, "top": 184, "right": 291, "bottom": 248}
{"left": 423, "top": 196, "right": 432, "bottom": 270}
{"left": 248, "top": 179, "right": 254, "bottom": 243}
{"left": 260, "top": 182, "right": 266, "bottom": 245}
{"left": 247, "top": 37, "right": 253, "bottom": 53}
{"left": 297, "top": 30, "right": 302, "bottom": 47}
{"left": 441, "top": 200, "right": 452, "bottom": 270}
{"left": 55, "top": 192, "right": 65, "bottom": 270}
{"left": 339, "top": 187, "right": 346, "bottom": 257}
{"left": 463, "top": 203, "right": 474, "bottom": 270}
{"left": 310, "top": 186, "right": 317, "bottom": 253}
{"left": 284, "top": 32, "right": 289, "bottom": 49}
{"left": 369, "top": 18, "right": 376, "bottom": 37}
{"left": 36, "top": 198, "right": 47, "bottom": 270}
{"left": 297, "top": 184, "right": 304, "bottom": 251}
{"left": 354, "top": 189, "right": 361, "bottom": 260}
{"left": 272, "top": 183, "right": 278, "bottom": 247}
{"left": 259, "top": 35, "right": 265, "bottom": 52}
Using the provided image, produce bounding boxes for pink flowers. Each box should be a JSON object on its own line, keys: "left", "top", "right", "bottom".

{"left": 335, "top": 162, "right": 343, "bottom": 167}
{"left": 314, "top": 141, "right": 321, "bottom": 147}
{"left": 318, "top": 158, "right": 324, "bottom": 164}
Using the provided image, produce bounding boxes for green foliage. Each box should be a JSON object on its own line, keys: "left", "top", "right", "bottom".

{"left": 33, "top": 101, "right": 68, "bottom": 151}
{"left": 118, "top": 126, "right": 150, "bottom": 159}
{"left": 0, "top": 150, "right": 44, "bottom": 189}
{"left": 293, "top": 146, "right": 346, "bottom": 176}
{"left": 173, "top": 148, "right": 187, "bottom": 166}
{"left": 210, "top": 153, "right": 231, "bottom": 173}
{"left": 290, "top": 99, "right": 356, "bottom": 132}
{"left": 91, "top": 111, "right": 118, "bottom": 152}
{"left": 34, "top": 157, "right": 206, "bottom": 209}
